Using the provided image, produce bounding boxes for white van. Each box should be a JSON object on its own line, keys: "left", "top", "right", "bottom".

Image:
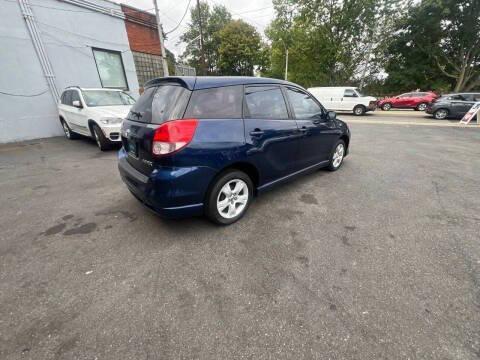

{"left": 307, "top": 87, "right": 377, "bottom": 115}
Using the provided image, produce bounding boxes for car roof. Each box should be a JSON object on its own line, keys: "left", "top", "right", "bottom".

{"left": 144, "top": 76, "right": 301, "bottom": 91}
{"left": 308, "top": 86, "right": 357, "bottom": 89}
{"left": 64, "top": 87, "right": 123, "bottom": 92}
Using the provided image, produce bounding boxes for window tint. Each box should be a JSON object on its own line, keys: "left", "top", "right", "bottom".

{"left": 127, "top": 87, "right": 156, "bottom": 123}
{"left": 153, "top": 85, "right": 190, "bottom": 124}
{"left": 473, "top": 94, "right": 480, "bottom": 102}
{"left": 447, "top": 94, "right": 466, "bottom": 101}
{"left": 93, "top": 48, "right": 128, "bottom": 89}
{"left": 184, "top": 85, "right": 242, "bottom": 118}
{"left": 127, "top": 85, "right": 190, "bottom": 124}
{"left": 461, "top": 94, "right": 475, "bottom": 101}
{"left": 286, "top": 87, "right": 322, "bottom": 120}
{"left": 244, "top": 86, "right": 288, "bottom": 119}
{"left": 399, "top": 93, "right": 411, "bottom": 98}
{"left": 344, "top": 89, "right": 357, "bottom": 98}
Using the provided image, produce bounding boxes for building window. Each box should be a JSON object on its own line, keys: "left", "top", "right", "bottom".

{"left": 132, "top": 51, "right": 164, "bottom": 87}
{"left": 92, "top": 48, "right": 128, "bottom": 90}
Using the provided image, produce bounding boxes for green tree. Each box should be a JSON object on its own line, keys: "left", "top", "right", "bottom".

{"left": 384, "top": 0, "right": 480, "bottom": 93}
{"left": 179, "top": 2, "right": 232, "bottom": 74}
{"left": 266, "top": 0, "right": 409, "bottom": 88}
{"left": 217, "top": 20, "right": 263, "bottom": 76}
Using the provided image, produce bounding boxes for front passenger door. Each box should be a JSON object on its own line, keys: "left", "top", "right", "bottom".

{"left": 285, "top": 87, "right": 340, "bottom": 168}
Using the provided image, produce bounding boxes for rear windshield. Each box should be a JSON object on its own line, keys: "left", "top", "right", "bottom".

{"left": 126, "top": 85, "right": 191, "bottom": 124}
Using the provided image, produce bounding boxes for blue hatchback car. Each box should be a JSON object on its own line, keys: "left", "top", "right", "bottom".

{"left": 118, "top": 76, "right": 350, "bottom": 224}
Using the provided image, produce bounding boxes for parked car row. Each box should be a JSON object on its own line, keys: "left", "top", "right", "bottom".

{"left": 58, "top": 77, "right": 351, "bottom": 225}
{"left": 305, "top": 87, "right": 480, "bottom": 120}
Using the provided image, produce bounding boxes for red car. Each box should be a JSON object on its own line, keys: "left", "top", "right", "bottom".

{"left": 378, "top": 91, "right": 438, "bottom": 111}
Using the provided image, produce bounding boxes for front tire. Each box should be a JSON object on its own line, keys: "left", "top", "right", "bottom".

{"left": 206, "top": 170, "right": 253, "bottom": 225}
{"left": 92, "top": 124, "right": 111, "bottom": 151}
{"left": 327, "top": 140, "right": 346, "bottom": 171}
{"left": 434, "top": 109, "right": 449, "bottom": 120}
{"left": 353, "top": 105, "right": 366, "bottom": 116}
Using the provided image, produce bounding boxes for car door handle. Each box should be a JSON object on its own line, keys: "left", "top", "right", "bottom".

{"left": 312, "top": 120, "right": 321, "bottom": 125}
{"left": 299, "top": 127, "right": 308, "bottom": 132}
{"left": 249, "top": 129, "right": 264, "bottom": 136}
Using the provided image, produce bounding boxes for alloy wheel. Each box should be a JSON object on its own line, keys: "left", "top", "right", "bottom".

{"left": 63, "top": 122, "right": 70, "bottom": 138}
{"left": 382, "top": 103, "right": 391, "bottom": 111}
{"left": 417, "top": 103, "right": 427, "bottom": 111}
{"left": 216, "top": 179, "right": 249, "bottom": 219}
{"left": 332, "top": 143, "right": 345, "bottom": 168}
{"left": 435, "top": 109, "right": 448, "bottom": 120}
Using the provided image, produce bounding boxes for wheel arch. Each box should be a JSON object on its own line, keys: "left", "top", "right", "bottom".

{"left": 205, "top": 161, "right": 261, "bottom": 201}
{"left": 87, "top": 119, "right": 98, "bottom": 136}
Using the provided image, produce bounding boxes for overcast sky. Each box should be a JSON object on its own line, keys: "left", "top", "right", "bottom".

{"left": 116, "top": 0, "right": 275, "bottom": 59}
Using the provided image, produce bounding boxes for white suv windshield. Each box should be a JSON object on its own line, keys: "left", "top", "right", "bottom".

{"left": 82, "top": 90, "right": 135, "bottom": 107}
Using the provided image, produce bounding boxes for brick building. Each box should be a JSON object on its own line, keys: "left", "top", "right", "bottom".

{"left": 121, "top": 4, "right": 166, "bottom": 87}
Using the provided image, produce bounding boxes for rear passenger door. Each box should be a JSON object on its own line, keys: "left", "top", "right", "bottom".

{"left": 285, "top": 87, "right": 337, "bottom": 167}
{"left": 68, "top": 90, "right": 88, "bottom": 134}
{"left": 244, "top": 85, "right": 300, "bottom": 184}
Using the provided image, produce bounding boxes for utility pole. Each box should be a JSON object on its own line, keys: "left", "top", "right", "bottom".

{"left": 196, "top": 0, "right": 206, "bottom": 75}
{"left": 284, "top": 48, "right": 289, "bottom": 81}
{"left": 153, "top": 0, "right": 169, "bottom": 76}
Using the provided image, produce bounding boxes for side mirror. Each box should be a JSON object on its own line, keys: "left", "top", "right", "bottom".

{"left": 327, "top": 111, "right": 336, "bottom": 121}
{"left": 72, "top": 100, "right": 82, "bottom": 109}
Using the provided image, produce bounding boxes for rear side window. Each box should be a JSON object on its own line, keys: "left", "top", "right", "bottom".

{"left": 127, "top": 85, "right": 190, "bottom": 124}
{"left": 447, "top": 94, "right": 466, "bottom": 101}
{"left": 473, "top": 94, "right": 480, "bottom": 102}
{"left": 244, "top": 86, "right": 289, "bottom": 119}
{"left": 184, "top": 85, "right": 242, "bottom": 119}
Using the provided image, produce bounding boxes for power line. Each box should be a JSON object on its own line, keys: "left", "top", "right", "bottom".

{"left": 165, "top": 0, "right": 192, "bottom": 35}
{"left": 0, "top": 89, "right": 49, "bottom": 97}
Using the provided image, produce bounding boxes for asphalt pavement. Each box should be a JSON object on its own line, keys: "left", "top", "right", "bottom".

{"left": 1, "top": 112, "right": 479, "bottom": 359}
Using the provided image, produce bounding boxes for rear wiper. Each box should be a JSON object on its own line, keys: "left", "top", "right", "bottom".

{"left": 130, "top": 111, "right": 142, "bottom": 118}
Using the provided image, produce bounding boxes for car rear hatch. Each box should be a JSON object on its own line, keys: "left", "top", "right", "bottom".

{"left": 121, "top": 78, "right": 193, "bottom": 175}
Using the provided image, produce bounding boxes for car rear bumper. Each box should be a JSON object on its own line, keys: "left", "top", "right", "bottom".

{"left": 117, "top": 148, "right": 217, "bottom": 218}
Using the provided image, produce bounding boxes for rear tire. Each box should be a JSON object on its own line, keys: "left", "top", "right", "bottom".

{"left": 61, "top": 120, "right": 80, "bottom": 140}
{"left": 381, "top": 103, "right": 392, "bottom": 111}
{"left": 205, "top": 170, "right": 253, "bottom": 225}
{"left": 327, "top": 140, "right": 346, "bottom": 171}
{"left": 416, "top": 103, "right": 427, "bottom": 111}
{"left": 353, "top": 105, "right": 366, "bottom": 116}
{"left": 92, "top": 124, "right": 111, "bottom": 151}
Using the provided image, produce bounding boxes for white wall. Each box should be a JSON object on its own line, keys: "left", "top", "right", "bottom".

{"left": 0, "top": 0, "right": 139, "bottom": 143}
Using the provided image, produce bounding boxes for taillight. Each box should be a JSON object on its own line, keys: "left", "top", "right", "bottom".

{"left": 152, "top": 119, "right": 198, "bottom": 156}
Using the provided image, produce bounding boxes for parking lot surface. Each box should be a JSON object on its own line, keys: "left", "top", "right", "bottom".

{"left": 1, "top": 114, "right": 480, "bottom": 359}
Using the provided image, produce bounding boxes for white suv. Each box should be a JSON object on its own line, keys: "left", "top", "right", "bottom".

{"left": 58, "top": 87, "right": 136, "bottom": 150}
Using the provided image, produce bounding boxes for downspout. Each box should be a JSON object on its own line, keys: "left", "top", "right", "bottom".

{"left": 18, "top": 0, "right": 60, "bottom": 101}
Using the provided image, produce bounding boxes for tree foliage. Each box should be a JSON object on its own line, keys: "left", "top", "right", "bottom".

{"left": 179, "top": 2, "right": 232, "bottom": 74}
{"left": 265, "top": 0, "right": 404, "bottom": 88}
{"left": 384, "top": 0, "right": 480, "bottom": 92}
{"left": 217, "top": 20, "right": 263, "bottom": 76}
